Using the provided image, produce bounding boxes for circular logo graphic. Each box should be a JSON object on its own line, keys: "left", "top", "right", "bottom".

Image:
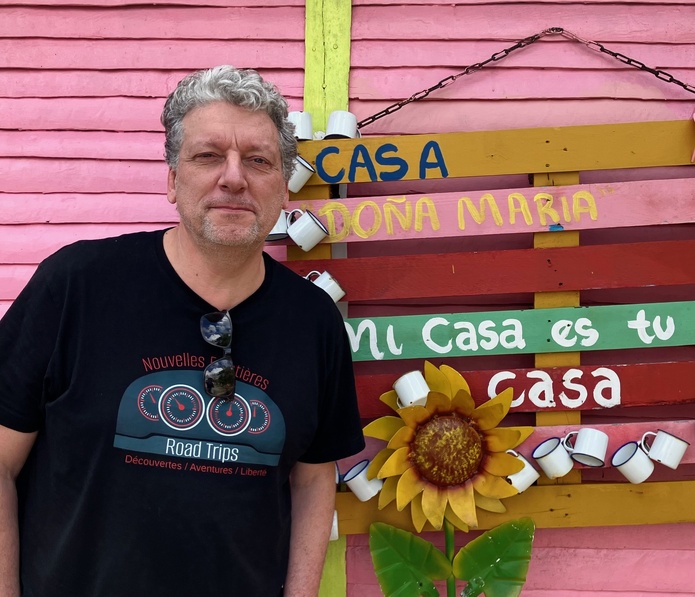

{"left": 159, "top": 385, "right": 205, "bottom": 431}
{"left": 248, "top": 399, "right": 271, "bottom": 434}
{"left": 207, "top": 395, "right": 251, "bottom": 436}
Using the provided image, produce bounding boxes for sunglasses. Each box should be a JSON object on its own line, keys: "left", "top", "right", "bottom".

{"left": 200, "top": 311, "right": 236, "bottom": 398}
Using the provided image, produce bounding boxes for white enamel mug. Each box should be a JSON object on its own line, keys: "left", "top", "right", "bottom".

{"left": 641, "top": 429, "right": 690, "bottom": 470}
{"left": 288, "top": 156, "right": 316, "bottom": 194}
{"left": 532, "top": 437, "right": 574, "bottom": 479}
{"left": 286, "top": 208, "right": 329, "bottom": 252}
{"left": 562, "top": 428, "right": 609, "bottom": 467}
{"left": 287, "top": 111, "right": 313, "bottom": 141}
{"left": 393, "top": 370, "right": 430, "bottom": 408}
{"left": 343, "top": 459, "right": 383, "bottom": 502}
{"left": 266, "top": 210, "right": 289, "bottom": 241}
{"left": 611, "top": 441, "right": 654, "bottom": 484}
{"left": 329, "top": 509, "right": 339, "bottom": 541}
{"left": 305, "top": 270, "right": 346, "bottom": 303}
{"left": 506, "top": 450, "right": 540, "bottom": 493}
{"left": 325, "top": 110, "right": 359, "bottom": 139}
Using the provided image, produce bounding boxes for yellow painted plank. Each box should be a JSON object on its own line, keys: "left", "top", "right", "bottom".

{"left": 336, "top": 480, "right": 695, "bottom": 533}
{"left": 300, "top": 120, "right": 695, "bottom": 184}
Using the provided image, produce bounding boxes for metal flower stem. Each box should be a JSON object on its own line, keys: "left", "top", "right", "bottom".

{"left": 444, "top": 518, "right": 456, "bottom": 597}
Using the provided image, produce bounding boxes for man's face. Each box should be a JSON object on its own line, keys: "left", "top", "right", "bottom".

{"left": 167, "top": 101, "right": 289, "bottom": 249}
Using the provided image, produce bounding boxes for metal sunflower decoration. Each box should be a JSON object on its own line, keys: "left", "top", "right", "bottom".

{"left": 364, "top": 361, "right": 536, "bottom": 597}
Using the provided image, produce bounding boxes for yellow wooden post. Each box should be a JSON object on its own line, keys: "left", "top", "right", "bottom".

{"left": 532, "top": 171, "right": 582, "bottom": 484}
{"left": 302, "top": 1, "right": 353, "bottom": 595}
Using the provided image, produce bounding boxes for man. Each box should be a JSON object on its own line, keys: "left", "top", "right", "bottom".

{"left": 0, "top": 65, "right": 365, "bottom": 597}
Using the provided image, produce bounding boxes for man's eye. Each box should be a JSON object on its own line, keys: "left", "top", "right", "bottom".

{"left": 195, "top": 153, "right": 218, "bottom": 160}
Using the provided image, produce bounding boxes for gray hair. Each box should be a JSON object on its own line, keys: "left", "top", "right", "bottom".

{"left": 161, "top": 65, "right": 297, "bottom": 181}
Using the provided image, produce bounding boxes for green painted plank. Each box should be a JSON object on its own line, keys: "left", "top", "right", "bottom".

{"left": 345, "top": 301, "right": 695, "bottom": 362}
{"left": 319, "top": 537, "right": 347, "bottom": 597}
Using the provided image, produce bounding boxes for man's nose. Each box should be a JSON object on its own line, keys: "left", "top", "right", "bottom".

{"left": 218, "top": 154, "right": 248, "bottom": 192}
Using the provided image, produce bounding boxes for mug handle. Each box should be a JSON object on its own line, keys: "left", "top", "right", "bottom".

{"left": 562, "top": 431, "right": 577, "bottom": 453}
{"left": 286, "top": 208, "right": 304, "bottom": 226}
{"left": 506, "top": 449, "right": 519, "bottom": 457}
{"left": 640, "top": 431, "right": 657, "bottom": 454}
{"left": 305, "top": 270, "right": 321, "bottom": 281}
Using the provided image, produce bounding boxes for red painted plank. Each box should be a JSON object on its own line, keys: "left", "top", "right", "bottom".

{"left": 353, "top": 361, "right": 695, "bottom": 418}
{"left": 0, "top": 7, "right": 305, "bottom": 39}
{"left": 283, "top": 240, "right": 695, "bottom": 301}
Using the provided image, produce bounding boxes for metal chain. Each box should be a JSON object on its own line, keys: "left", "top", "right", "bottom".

{"left": 357, "top": 26, "right": 695, "bottom": 130}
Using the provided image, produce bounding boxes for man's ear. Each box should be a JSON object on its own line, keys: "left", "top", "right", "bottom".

{"left": 167, "top": 169, "right": 177, "bottom": 204}
{"left": 281, "top": 183, "right": 290, "bottom": 209}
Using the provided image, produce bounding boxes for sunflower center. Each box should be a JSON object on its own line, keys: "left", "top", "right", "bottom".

{"left": 410, "top": 415, "right": 483, "bottom": 486}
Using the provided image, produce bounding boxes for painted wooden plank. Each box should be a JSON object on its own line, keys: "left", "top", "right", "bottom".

{"left": 344, "top": 301, "right": 695, "bottom": 362}
{"left": 284, "top": 240, "right": 695, "bottom": 299}
{"left": 353, "top": 99, "right": 695, "bottom": 137}
{"left": 510, "top": 420, "right": 695, "bottom": 468}
{"left": 0, "top": 40, "right": 304, "bottom": 71}
{"left": 0, "top": 7, "right": 306, "bottom": 39}
{"left": 0, "top": 0, "right": 304, "bottom": 4}
{"left": 352, "top": 361, "right": 695, "bottom": 418}
{"left": 290, "top": 178, "right": 695, "bottom": 241}
{"left": 0, "top": 194, "right": 174, "bottom": 224}
{"left": 298, "top": 121, "right": 695, "bottom": 185}
{"left": 350, "top": 67, "right": 695, "bottom": 101}
{"left": 335, "top": 480, "right": 695, "bottom": 533}
{"left": 351, "top": 5, "right": 695, "bottom": 43}
{"left": 350, "top": 40, "right": 695, "bottom": 69}
{"left": 353, "top": 0, "right": 691, "bottom": 4}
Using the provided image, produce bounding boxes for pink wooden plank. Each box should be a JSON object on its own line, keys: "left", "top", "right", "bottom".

{"left": 0, "top": 7, "right": 305, "bottom": 39}
{"left": 354, "top": 100, "right": 695, "bottom": 137}
{"left": 296, "top": 179, "right": 695, "bottom": 243}
{"left": 0, "top": 40, "right": 304, "bottom": 72}
{"left": 0, "top": 0, "right": 303, "bottom": 4}
{"left": 351, "top": 5, "right": 695, "bottom": 43}
{"left": 351, "top": 67, "right": 695, "bottom": 101}
{"left": 351, "top": 39, "right": 695, "bottom": 69}
{"left": 1, "top": 159, "right": 168, "bottom": 193}
{"left": 0, "top": 266, "right": 37, "bottom": 300}
{"left": 0, "top": 194, "right": 174, "bottom": 224}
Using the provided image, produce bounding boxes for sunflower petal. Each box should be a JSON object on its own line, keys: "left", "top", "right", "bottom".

{"left": 367, "top": 448, "right": 393, "bottom": 479}
{"left": 440, "top": 364, "right": 471, "bottom": 396}
{"left": 471, "top": 470, "right": 519, "bottom": 499}
{"left": 451, "top": 389, "right": 475, "bottom": 416}
{"left": 505, "top": 426, "right": 535, "bottom": 449}
{"left": 473, "top": 492, "right": 507, "bottom": 513}
{"left": 377, "top": 447, "right": 412, "bottom": 478}
{"left": 396, "top": 466, "right": 426, "bottom": 510}
{"left": 410, "top": 493, "right": 428, "bottom": 533}
{"left": 421, "top": 485, "right": 447, "bottom": 530}
{"left": 471, "top": 387, "right": 514, "bottom": 430}
{"left": 424, "top": 361, "right": 451, "bottom": 397}
{"left": 444, "top": 504, "right": 470, "bottom": 532}
{"left": 378, "top": 476, "right": 398, "bottom": 509}
{"left": 425, "top": 391, "right": 452, "bottom": 415}
{"left": 363, "top": 416, "right": 404, "bottom": 441}
{"left": 482, "top": 451, "right": 525, "bottom": 476}
{"left": 387, "top": 425, "right": 416, "bottom": 449}
{"left": 447, "top": 482, "right": 478, "bottom": 528}
{"left": 484, "top": 427, "right": 523, "bottom": 452}
{"left": 398, "top": 405, "right": 431, "bottom": 428}
{"left": 379, "top": 389, "right": 399, "bottom": 413}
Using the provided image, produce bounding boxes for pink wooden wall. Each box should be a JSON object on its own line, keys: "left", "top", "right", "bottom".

{"left": 2, "top": 1, "right": 695, "bottom": 595}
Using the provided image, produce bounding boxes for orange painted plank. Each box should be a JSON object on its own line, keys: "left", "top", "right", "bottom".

{"left": 352, "top": 361, "right": 695, "bottom": 419}
{"left": 0, "top": 7, "right": 305, "bottom": 39}
{"left": 282, "top": 240, "right": 695, "bottom": 301}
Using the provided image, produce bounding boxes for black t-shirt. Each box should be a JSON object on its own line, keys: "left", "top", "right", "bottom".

{"left": 0, "top": 230, "right": 364, "bottom": 597}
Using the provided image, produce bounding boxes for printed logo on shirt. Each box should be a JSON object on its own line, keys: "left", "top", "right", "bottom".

{"left": 113, "top": 370, "right": 286, "bottom": 466}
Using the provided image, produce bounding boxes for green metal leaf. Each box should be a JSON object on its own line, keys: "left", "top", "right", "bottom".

{"left": 452, "top": 518, "right": 535, "bottom": 597}
{"left": 369, "top": 522, "right": 452, "bottom": 597}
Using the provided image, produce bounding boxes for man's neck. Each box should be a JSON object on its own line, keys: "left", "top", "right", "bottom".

{"left": 163, "top": 226, "right": 266, "bottom": 310}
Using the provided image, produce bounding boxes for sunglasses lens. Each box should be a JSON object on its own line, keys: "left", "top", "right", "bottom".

{"left": 201, "top": 311, "right": 232, "bottom": 348}
{"left": 204, "top": 356, "right": 236, "bottom": 398}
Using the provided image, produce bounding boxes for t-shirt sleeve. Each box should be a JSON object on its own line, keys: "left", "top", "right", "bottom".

{"left": 299, "top": 308, "right": 365, "bottom": 464}
{"left": 0, "top": 259, "right": 64, "bottom": 432}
